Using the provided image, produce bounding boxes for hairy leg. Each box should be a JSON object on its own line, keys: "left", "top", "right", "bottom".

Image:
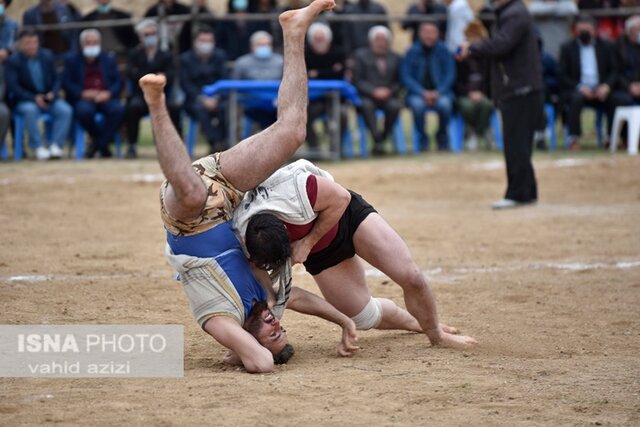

{"left": 220, "top": 0, "right": 335, "bottom": 191}
{"left": 353, "top": 213, "right": 478, "bottom": 349}
{"left": 312, "top": 257, "right": 421, "bottom": 332}
{"left": 140, "top": 74, "right": 207, "bottom": 221}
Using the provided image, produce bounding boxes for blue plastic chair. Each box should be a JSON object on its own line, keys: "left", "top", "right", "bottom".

{"left": 356, "top": 110, "right": 407, "bottom": 158}
{"left": 419, "top": 110, "right": 502, "bottom": 153}
{"left": 544, "top": 103, "right": 558, "bottom": 150}
{"left": 74, "top": 113, "right": 122, "bottom": 159}
{"left": 12, "top": 112, "right": 54, "bottom": 161}
{"left": 185, "top": 116, "right": 198, "bottom": 158}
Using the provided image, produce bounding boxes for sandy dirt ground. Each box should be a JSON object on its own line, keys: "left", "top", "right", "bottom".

{"left": 0, "top": 150, "right": 639, "bottom": 426}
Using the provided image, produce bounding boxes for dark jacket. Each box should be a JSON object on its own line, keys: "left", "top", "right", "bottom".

{"left": 558, "top": 38, "right": 619, "bottom": 94}
{"left": 22, "top": 3, "right": 79, "bottom": 53}
{"left": 402, "top": 3, "right": 448, "bottom": 42}
{"left": 6, "top": 48, "right": 61, "bottom": 106}
{"left": 454, "top": 56, "right": 491, "bottom": 98}
{"left": 179, "top": 49, "right": 228, "bottom": 103}
{"left": 61, "top": 51, "right": 124, "bottom": 104}
{"left": 469, "top": 0, "right": 543, "bottom": 103}
{"left": 352, "top": 46, "right": 402, "bottom": 99}
{"left": 400, "top": 40, "right": 456, "bottom": 97}
{"left": 342, "top": 1, "right": 388, "bottom": 53}
{"left": 145, "top": 1, "right": 206, "bottom": 54}
{"left": 615, "top": 35, "right": 640, "bottom": 91}
{"left": 127, "top": 47, "right": 175, "bottom": 98}
{"left": 82, "top": 8, "right": 138, "bottom": 52}
{"left": 305, "top": 45, "right": 346, "bottom": 80}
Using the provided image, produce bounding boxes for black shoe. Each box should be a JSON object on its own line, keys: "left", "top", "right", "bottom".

{"left": 371, "top": 143, "right": 386, "bottom": 156}
{"left": 125, "top": 145, "right": 137, "bottom": 159}
{"left": 99, "top": 148, "right": 112, "bottom": 158}
{"left": 85, "top": 144, "right": 98, "bottom": 159}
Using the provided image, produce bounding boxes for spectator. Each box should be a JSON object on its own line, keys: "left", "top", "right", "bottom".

{"left": 233, "top": 30, "right": 283, "bottom": 131}
{"left": 444, "top": 0, "right": 474, "bottom": 53}
{"left": 22, "top": 0, "right": 78, "bottom": 58}
{"left": 144, "top": 0, "right": 192, "bottom": 53}
{"left": 454, "top": 25, "right": 492, "bottom": 151}
{"left": 534, "top": 31, "right": 561, "bottom": 150}
{"left": 125, "top": 19, "right": 181, "bottom": 159}
{"left": 304, "top": 22, "right": 348, "bottom": 153}
{"left": 616, "top": 15, "right": 640, "bottom": 105}
{"left": 82, "top": 0, "right": 137, "bottom": 57}
{"left": 343, "top": 0, "right": 388, "bottom": 53}
{"left": 401, "top": 21, "right": 456, "bottom": 151}
{"left": 352, "top": 25, "right": 402, "bottom": 156}
{"left": 216, "top": 0, "right": 272, "bottom": 60}
{"left": 62, "top": 29, "right": 125, "bottom": 158}
{"left": 0, "top": 0, "right": 18, "bottom": 64}
{"left": 180, "top": 25, "right": 228, "bottom": 153}
{"left": 6, "top": 29, "right": 72, "bottom": 160}
{"left": 0, "top": 56, "right": 10, "bottom": 150}
{"left": 578, "top": 0, "right": 624, "bottom": 40}
{"left": 559, "top": 14, "right": 626, "bottom": 149}
{"left": 403, "top": 0, "right": 448, "bottom": 42}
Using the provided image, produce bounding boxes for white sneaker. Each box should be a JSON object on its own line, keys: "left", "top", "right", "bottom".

{"left": 466, "top": 133, "right": 479, "bottom": 151}
{"left": 492, "top": 198, "right": 536, "bottom": 210}
{"left": 35, "top": 146, "right": 50, "bottom": 161}
{"left": 49, "top": 143, "right": 63, "bottom": 159}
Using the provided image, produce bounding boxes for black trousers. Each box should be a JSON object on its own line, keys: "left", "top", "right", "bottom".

{"left": 499, "top": 90, "right": 544, "bottom": 202}
{"left": 563, "top": 89, "right": 629, "bottom": 137}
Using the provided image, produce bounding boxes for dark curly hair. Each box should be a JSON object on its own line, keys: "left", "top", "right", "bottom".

{"left": 273, "top": 343, "right": 295, "bottom": 365}
{"left": 245, "top": 213, "right": 292, "bottom": 271}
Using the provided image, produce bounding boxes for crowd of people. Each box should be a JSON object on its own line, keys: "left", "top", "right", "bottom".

{"left": 0, "top": 0, "right": 639, "bottom": 160}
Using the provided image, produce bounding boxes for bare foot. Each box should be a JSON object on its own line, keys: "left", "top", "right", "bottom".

{"left": 279, "top": 0, "right": 335, "bottom": 35}
{"left": 139, "top": 73, "right": 166, "bottom": 107}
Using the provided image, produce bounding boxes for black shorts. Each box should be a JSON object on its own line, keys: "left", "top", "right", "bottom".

{"left": 303, "top": 190, "right": 377, "bottom": 275}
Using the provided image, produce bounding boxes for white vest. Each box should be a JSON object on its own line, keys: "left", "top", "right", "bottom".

{"left": 233, "top": 159, "right": 334, "bottom": 240}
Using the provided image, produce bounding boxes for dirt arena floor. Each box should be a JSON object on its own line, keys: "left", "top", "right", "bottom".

{"left": 0, "top": 149, "right": 639, "bottom": 426}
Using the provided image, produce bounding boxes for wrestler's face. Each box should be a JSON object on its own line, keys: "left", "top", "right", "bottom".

{"left": 246, "top": 302, "right": 289, "bottom": 354}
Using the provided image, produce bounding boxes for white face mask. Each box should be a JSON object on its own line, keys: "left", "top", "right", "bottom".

{"left": 195, "top": 42, "right": 214, "bottom": 57}
{"left": 83, "top": 45, "right": 101, "bottom": 58}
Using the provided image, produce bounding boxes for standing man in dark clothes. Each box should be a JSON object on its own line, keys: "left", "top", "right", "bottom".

{"left": 459, "top": 0, "right": 544, "bottom": 210}
{"left": 125, "top": 19, "right": 182, "bottom": 159}
{"left": 23, "top": 0, "right": 78, "bottom": 58}
{"left": 403, "top": 0, "right": 448, "bottom": 42}
{"left": 342, "top": 0, "right": 388, "bottom": 53}
{"left": 82, "top": 0, "right": 137, "bottom": 58}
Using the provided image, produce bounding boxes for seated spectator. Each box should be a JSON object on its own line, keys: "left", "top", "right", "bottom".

{"left": 125, "top": 19, "right": 181, "bottom": 159}
{"left": 534, "top": 31, "right": 561, "bottom": 150}
{"left": 180, "top": 26, "right": 228, "bottom": 153}
{"left": 6, "top": 29, "right": 72, "bottom": 160}
{"left": 62, "top": 29, "right": 125, "bottom": 158}
{"left": 444, "top": 0, "right": 474, "bottom": 53}
{"left": 144, "top": 0, "right": 192, "bottom": 53}
{"left": 233, "top": 30, "right": 283, "bottom": 131}
{"left": 559, "top": 14, "right": 627, "bottom": 149}
{"left": 343, "top": 0, "right": 388, "bottom": 53}
{"left": 401, "top": 21, "right": 456, "bottom": 151}
{"left": 303, "top": 22, "right": 347, "bottom": 152}
{"left": 22, "top": 0, "right": 78, "bottom": 59}
{"left": 216, "top": 0, "right": 273, "bottom": 60}
{"left": 0, "top": 0, "right": 18, "bottom": 64}
{"left": 82, "top": 0, "right": 137, "bottom": 58}
{"left": 616, "top": 15, "right": 640, "bottom": 105}
{"left": 352, "top": 25, "right": 402, "bottom": 155}
{"left": 454, "top": 46, "right": 492, "bottom": 150}
{"left": 0, "top": 63, "right": 8, "bottom": 148}
{"left": 403, "top": 0, "right": 448, "bottom": 43}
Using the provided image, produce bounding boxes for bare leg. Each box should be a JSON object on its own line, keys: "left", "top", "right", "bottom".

{"left": 312, "top": 257, "right": 421, "bottom": 332}
{"left": 353, "top": 213, "right": 478, "bottom": 349}
{"left": 220, "top": 0, "right": 335, "bottom": 191}
{"left": 139, "top": 74, "right": 206, "bottom": 221}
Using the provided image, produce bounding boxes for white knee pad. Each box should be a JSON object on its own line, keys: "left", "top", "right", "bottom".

{"left": 350, "top": 297, "right": 382, "bottom": 330}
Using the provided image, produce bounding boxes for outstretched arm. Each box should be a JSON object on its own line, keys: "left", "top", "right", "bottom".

{"left": 287, "top": 286, "right": 359, "bottom": 357}
{"left": 291, "top": 176, "right": 351, "bottom": 264}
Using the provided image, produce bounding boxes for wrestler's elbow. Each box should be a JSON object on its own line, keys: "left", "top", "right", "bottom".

{"left": 243, "top": 347, "right": 274, "bottom": 374}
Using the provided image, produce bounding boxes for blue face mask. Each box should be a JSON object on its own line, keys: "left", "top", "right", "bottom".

{"left": 255, "top": 46, "right": 272, "bottom": 59}
{"left": 97, "top": 4, "right": 112, "bottom": 14}
{"left": 0, "top": 5, "right": 5, "bottom": 16}
{"left": 232, "top": 0, "right": 248, "bottom": 11}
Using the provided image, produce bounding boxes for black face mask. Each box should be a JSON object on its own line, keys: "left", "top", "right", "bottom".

{"left": 578, "top": 30, "right": 592, "bottom": 45}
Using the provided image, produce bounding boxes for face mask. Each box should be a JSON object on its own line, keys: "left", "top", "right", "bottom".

{"left": 0, "top": 5, "right": 5, "bottom": 16}
{"left": 232, "top": 0, "right": 248, "bottom": 11}
{"left": 255, "top": 46, "right": 272, "bottom": 59}
{"left": 143, "top": 35, "right": 159, "bottom": 48}
{"left": 578, "top": 30, "right": 592, "bottom": 45}
{"left": 195, "top": 42, "right": 214, "bottom": 56}
{"left": 83, "top": 45, "right": 101, "bottom": 58}
{"left": 96, "top": 4, "right": 112, "bottom": 14}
